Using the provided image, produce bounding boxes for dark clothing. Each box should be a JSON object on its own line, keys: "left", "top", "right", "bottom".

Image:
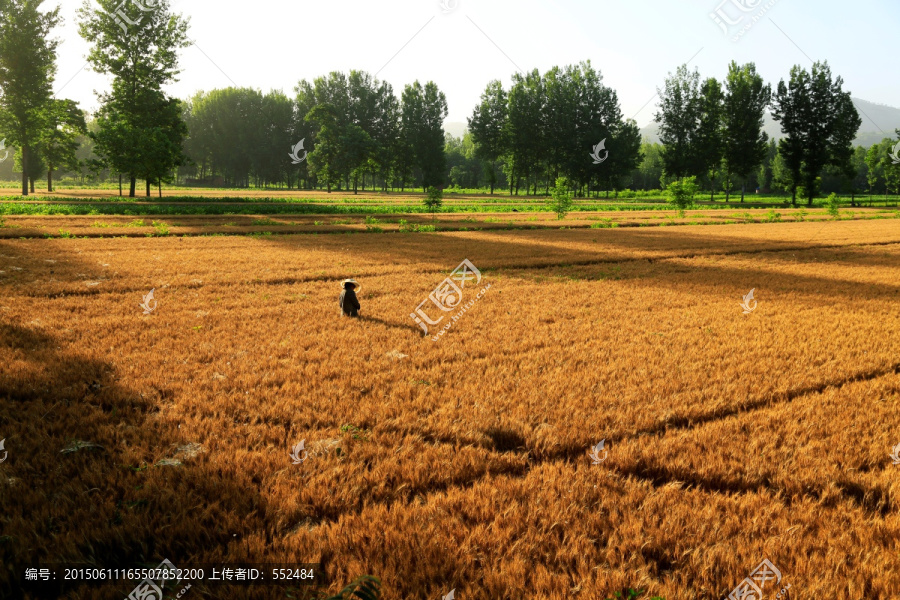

{"left": 339, "top": 289, "right": 360, "bottom": 317}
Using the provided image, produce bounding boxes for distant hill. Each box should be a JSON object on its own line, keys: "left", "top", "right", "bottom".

{"left": 640, "top": 97, "right": 900, "bottom": 147}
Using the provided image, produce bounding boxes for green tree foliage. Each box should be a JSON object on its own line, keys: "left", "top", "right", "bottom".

{"left": 865, "top": 138, "right": 900, "bottom": 196}
{"left": 722, "top": 62, "right": 771, "bottom": 202}
{"left": 575, "top": 63, "right": 641, "bottom": 198}
{"left": 0, "top": 0, "right": 61, "bottom": 196}
{"left": 474, "top": 62, "right": 640, "bottom": 198}
{"left": 756, "top": 138, "right": 777, "bottom": 193}
{"left": 445, "top": 132, "right": 482, "bottom": 189}
{"left": 598, "top": 118, "right": 642, "bottom": 198}
{"left": 848, "top": 144, "right": 869, "bottom": 199}
{"left": 42, "top": 99, "right": 87, "bottom": 191}
{"left": 825, "top": 192, "right": 841, "bottom": 218}
{"left": 183, "top": 87, "right": 265, "bottom": 187}
{"left": 696, "top": 77, "right": 724, "bottom": 200}
{"left": 77, "top": 0, "right": 190, "bottom": 197}
{"left": 771, "top": 61, "right": 861, "bottom": 205}
{"left": 504, "top": 68, "right": 544, "bottom": 195}
{"left": 548, "top": 176, "right": 572, "bottom": 219}
{"left": 655, "top": 65, "right": 703, "bottom": 180}
{"left": 467, "top": 80, "right": 507, "bottom": 194}
{"left": 667, "top": 175, "right": 698, "bottom": 216}
{"left": 634, "top": 141, "right": 664, "bottom": 190}
{"left": 138, "top": 92, "right": 187, "bottom": 196}
{"left": 299, "top": 71, "right": 395, "bottom": 193}
{"left": 401, "top": 80, "right": 448, "bottom": 190}
{"left": 255, "top": 90, "right": 295, "bottom": 189}
{"left": 370, "top": 79, "right": 401, "bottom": 192}
{"left": 423, "top": 185, "right": 443, "bottom": 220}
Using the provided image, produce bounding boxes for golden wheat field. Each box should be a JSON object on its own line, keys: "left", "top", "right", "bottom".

{"left": 2, "top": 218, "right": 900, "bottom": 599}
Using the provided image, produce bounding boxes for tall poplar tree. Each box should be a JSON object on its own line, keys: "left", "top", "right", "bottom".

{"left": 0, "top": 0, "right": 61, "bottom": 196}
{"left": 77, "top": 0, "right": 190, "bottom": 197}
{"left": 655, "top": 65, "right": 703, "bottom": 181}
{"left": 401, "top": 81, "right": 447, "bottom": 190}
{"left": 42, "top": 98, "right": 86, "bottom": 191}
{"left": 772, "top": 61, "right": 861, "bottom": 205}
{"left": 722, "top": 62, "right": 771, "bottom": 202}
{"left": 696, "top": 77, "right": 724, "bottom": 201}
{"left": 468, "top": 80, "right": 508, "bottom": 194}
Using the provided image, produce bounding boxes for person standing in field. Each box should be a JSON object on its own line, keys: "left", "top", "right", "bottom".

{"left": 339, "top": 279, "right": 361, "bottom": 317}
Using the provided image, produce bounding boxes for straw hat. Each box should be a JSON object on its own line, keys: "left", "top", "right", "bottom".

{"left": 341, "top": 279, "right": 360, "bottom": 291}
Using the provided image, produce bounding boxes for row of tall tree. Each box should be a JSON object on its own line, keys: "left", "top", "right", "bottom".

{"left": 184, "top": 62, "right": 640, "bottom": 196}
{"left": 0, "top": 0, "right": 86, "bottom": 195}
{"left": 467, "top": 61, "right": 641, "bottom": 196}
{"left": 184, "top": 73, "right": 447, "bottom": 192}
{"left": 655, "top": 60, "right": 863, "bottom": 205}
{"left": 0, "top": 0, "right": 189, "bottom": 197}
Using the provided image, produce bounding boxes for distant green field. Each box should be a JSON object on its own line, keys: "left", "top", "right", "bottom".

{"left": 0, "top": 191, "right": 896, "bottom": 218}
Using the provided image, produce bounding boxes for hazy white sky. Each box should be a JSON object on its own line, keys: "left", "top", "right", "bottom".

{"left": 52, "top": 0, "right": 899, "bottom": 129}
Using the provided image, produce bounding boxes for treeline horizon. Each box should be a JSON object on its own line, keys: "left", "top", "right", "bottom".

{"left": 1, "top": 0, "right": 898, "bottom": 202}
{"left": 7, "top": 68, "right": 899, "bottom": 202}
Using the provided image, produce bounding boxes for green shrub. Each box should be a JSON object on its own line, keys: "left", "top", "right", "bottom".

{"left": 590, "top": 218, "right": 618, "bottom": 229}
{"left": 666, "top": 176, "right": 698, "bottom": 217}
{"left": 151, "top": 220, "right": 170, "bottom": 236}
{"left": 423, "top": 186, "right": 443, "bottom": 220}
{"left": 364, "top": 216, "right": 384, "bottom": 232}
{"left": 548, "top": 177, "right": 573, "bottom": 220}
{"left": 826, "top": 193, "right": 841, "bottom": 218}
{"left": 398, "top": 219, "right": 435, "bottom": 233}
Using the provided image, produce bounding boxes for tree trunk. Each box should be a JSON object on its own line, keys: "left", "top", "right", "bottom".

{"left": 490, "top": 161, "right": 495, "bottom": 195}
{"left": 48, "top": 167, "right": 53, "bottom": 192}
{"left": 146, "top": 179, "right": 151, "bottom": 197}
{"left": 791, "top": 187, "right": 796, "bottom": 206}
{"left": 30, "top": 178, "right": 35, "bottom": 193}
{"left": 119, "top": 173, "right": 123, "bottom": 197}
{"left": 129, "top": 176, "right": 136, "bottom": 198}
{"left": 21, "top": 145, "right": 29, "bottom": 196}
{"left": 159, "top": 182, "right": 162, "bottom": 198}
